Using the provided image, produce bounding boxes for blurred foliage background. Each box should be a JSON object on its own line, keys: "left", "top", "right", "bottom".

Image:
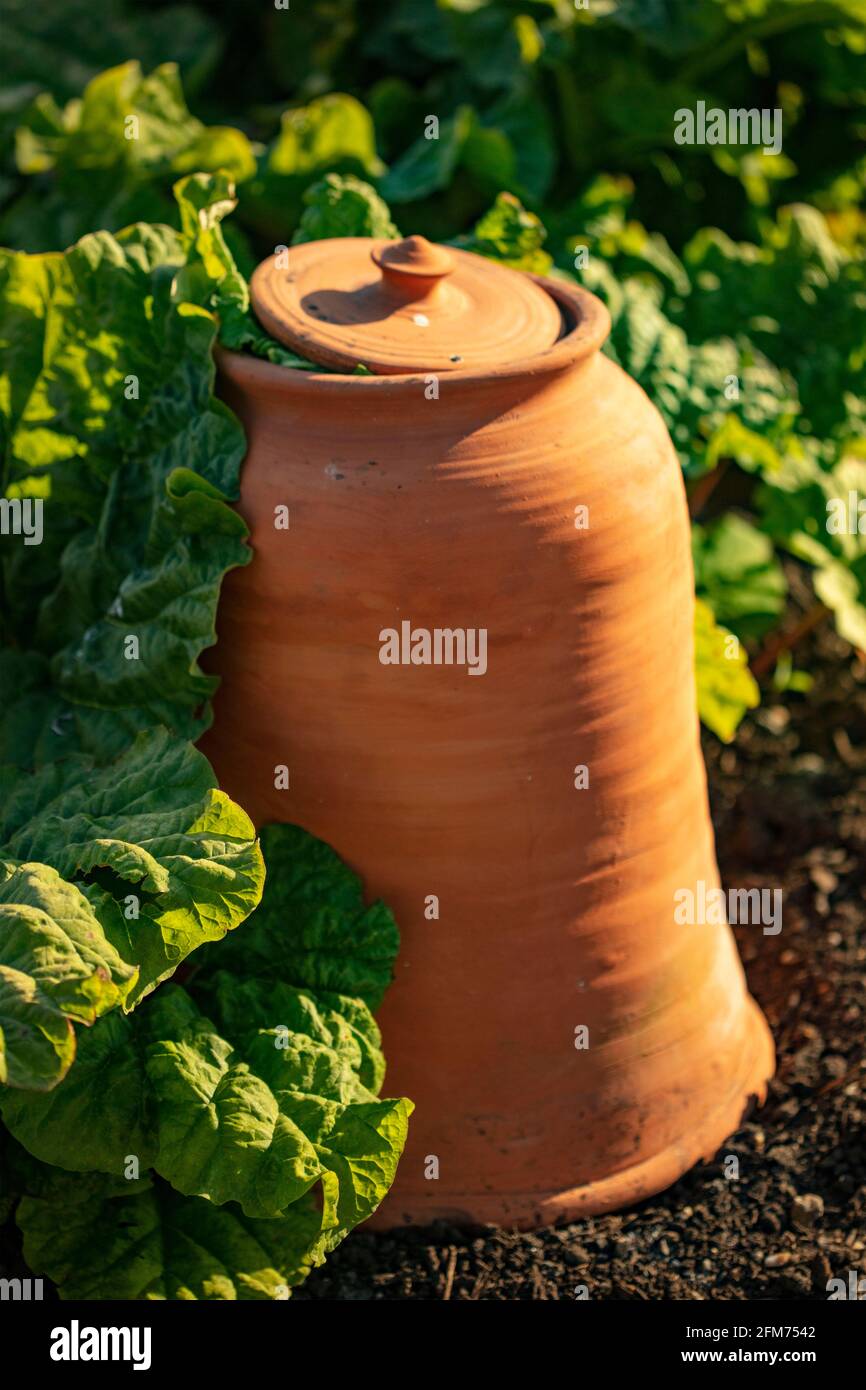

{"left": 2, "top": 0, "right": 866, "bottom": 738}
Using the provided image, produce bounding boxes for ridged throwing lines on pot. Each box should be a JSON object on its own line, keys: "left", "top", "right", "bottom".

{"left": 201, "top": 235, "right": 774, "bottom": 1229}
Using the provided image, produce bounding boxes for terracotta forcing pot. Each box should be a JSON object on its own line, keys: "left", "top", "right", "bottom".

{"left": 200, "top": 235, "right": 774, "bottom": 1229}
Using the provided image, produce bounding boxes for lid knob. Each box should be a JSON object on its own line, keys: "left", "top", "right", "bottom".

{"left": 248, "top": 233, "right": 566, "bottom": 373}
{"left": 371, "top": 235, "right": 454, "bottom": 301}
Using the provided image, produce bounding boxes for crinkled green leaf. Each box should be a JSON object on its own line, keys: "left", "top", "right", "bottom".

{"left": 292, "top": 173, "right": 400, "bottom": 245}
{"left": 0, "top": 730, "right": 264, "bottom": 1009}
{"left": 198, "top": 973, "right": 387, "bottom": 1098}
{"left": 0, "top": 860, "right": 138, "bottom": 1090}
{"left": 200, "top": 823, "right": 400, "bottom": 1011}
{"left": 596, "top": 276, "right": 800, "bottom": 477}
{"left": 680, "top": 207, "right": 866, "bottom": 442}
{"left": 3, "top": 978, "right": 410, "bottom": 1224}
{"left": 0, "top": 972, "right": 74, "bottom": 1094}
{"left": 146, "top": 1000, "right": 408, "bottom": 1221}
{"left": 0, "top": 186, "right": 268, "bottom": 1088}
{"left": 172, "top": 171, "right": 321, "bottom": 371}
{"left": 556, "top": 173, "right": 691, "bottom": 297}
{"left": 16, "top": 1170, "right": 329, "bottom": 1301}
{"left": 452, "top": 190, "right": 552, "bottom": 272}
{"left": 1, "top": 1007, "right": 154, "bottom": 1168}
{"left": 0, "top": 217, "right": 253, "bottom": 750}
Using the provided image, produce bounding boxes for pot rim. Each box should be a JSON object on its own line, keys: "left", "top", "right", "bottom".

{"left": 215, "top": 276, "right": 611, "bottom": 396}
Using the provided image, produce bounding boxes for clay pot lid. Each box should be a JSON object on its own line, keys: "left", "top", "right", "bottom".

{"left": 249, "top": 235, "right": 564, "bottom": 375}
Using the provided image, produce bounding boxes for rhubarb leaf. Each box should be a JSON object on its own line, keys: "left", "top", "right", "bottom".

{"left": 0, "top": 860, "right": 138, "bottom": 1090}
{"left": 198, "top": 823, "right": 400, "bottom": 1011}
{"left": 0, "top": 215, "right": 252, "bottom": 752}
{"left": 1, "top": 61, "right": 255, "bottom": 252}
{"left": 292, "top": 174, "right": 400, "bottom": 245}
{"left": 16, "top": 1169, "right": 329, "bottom": 1301}
{"left": 0, "top": 730, "right": 264, "bottom": 1010}
{"left": 2, "top": 979, "right": 411, "bottom": 1225}
{"left": 1, "top": 1008, "right": 154, "bottom": 1168}
{"left": 692, "top": 513, "right": 787, "bottom": 641}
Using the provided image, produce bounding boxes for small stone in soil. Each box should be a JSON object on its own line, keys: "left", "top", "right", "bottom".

{"left": 791, "top": 1194, "right": 825, "bottom": 1230}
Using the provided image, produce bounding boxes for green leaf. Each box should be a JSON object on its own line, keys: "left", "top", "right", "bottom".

{"left": 609, "top": 0, "right": 866, "bottom": 61}
{"left": 267, "top": 93, "right": 385, "bottom": 183}
{"left": 1, "top": 1008, "right": 155, "bottom": 1167}
{"left": 759, "top": 451, "right": 866, "bottom": 649}
{"left": 243, "top": 94, "right": 385, "bottom": 238}
{"left": 146, "top": 1001, "right": 408, "bottom": 1221}
{"left": 481, "top": 90, "right": 555, "bottom": 203}
{"left": 0, "top": 171, "right": 268, "bottom": 1092}
{"left": 606, "top": 0, "right": 734, "bottom": 56}
{"left": 0, "top": 860, "right": 138, "bottom": 1090}
{"left": 0, "top": 218, "right": 253, "bottom": 749}
{"left": 378, "top": 100, "right": 524, "bottom": 212}
{"left": 3, "top": 979, "right": 411, "bottom": 1224}
{"left": 460, "top": 123, "right": 516, "bottom": 192}
{"left": 680, "top": 206, "right": 866, "bottom": 441}
{"left": 172, "top": 172, "right": 388, "bottom": 373}
{"left": 198, "top": 823, "right": 400, "bottom": 1012}
{"left": 173, "top": 170, "right": 322, "bottom": 370}
{"left": 694, "top": 597, "right": 760, "bottom": 742}
{"left": 0, "top": 730, "right": 264, "bottom": 1009}
{"left": 453, "top": 190, "right": 552, "bottom": 272}
{"left": 813, "top": 561, "right": 866, "bottom": 651}
{"left": 704, "top": 414, "right": 785, "bottom": 476}
{"left": 0, "top": 201, "right": 262, "bottom": 750}
{"left": 692, "top": 513, "right": 787, "bottom": 640}
{"left": 0, "top": 970, "right": 74, "bottom": 1093}
{"left": 198, "top": 973, "right": 387, "bottom": 1098}
{"left": 599, "top": 276, "right": 800, "bottom": 476}
{"left": 368, "top": 76, "right": 425, "bottom": 162}
{"left": 379, "top": 106, "right": 474, "bottom": 204}
{"left": 1, "top": 61, "right": 256, "bottom": 252}
{"left": 292, "top": 174, "right": 400, "bottom": 245}
{"left": 16, "top": 1170, "right": 330, "bottom": 1301}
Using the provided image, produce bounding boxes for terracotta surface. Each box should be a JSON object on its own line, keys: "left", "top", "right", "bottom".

{"left": 200, "top": 240, "right": 774, "bottom": 1229}
{"left": 250, "top": 234, "right": 563, "bottom": 374}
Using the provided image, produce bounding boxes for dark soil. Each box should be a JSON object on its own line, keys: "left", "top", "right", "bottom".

{"left": 298, "top": 612, "right": 866, "bottom": 1300}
